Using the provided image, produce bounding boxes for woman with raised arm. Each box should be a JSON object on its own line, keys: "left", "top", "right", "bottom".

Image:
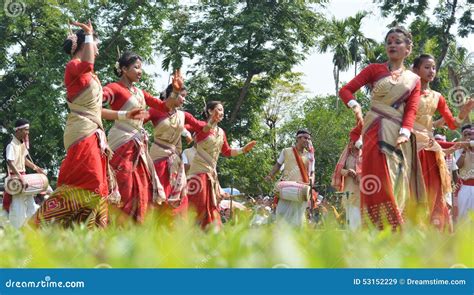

{"left": 34, "top": 21, "right": 145, "bottom": 228}
{"left": 186, "top": 101, "right": 256, "bottom": 228}
{"left": 411, "top": 54, "right": 473, "bottom": 231}
{"left": 147, "top": 71, "right": 211, "bottom": 219}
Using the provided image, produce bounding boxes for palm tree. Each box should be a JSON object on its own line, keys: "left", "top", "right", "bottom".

{"left": 319, "top": 17, "right": 352, "bottom": 105}
{"left": 444, "top": 44, "right": 474, "bottom": 123}
{"left": 347, "top": 11, "right": 377, "bottom": 76}
{"left": 359, "top": 43, "right": 387, "bottom": 69}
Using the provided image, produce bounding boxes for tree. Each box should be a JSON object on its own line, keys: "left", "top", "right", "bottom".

{"left": 347, "top": 11, "right": 377, "bottom": 76}
{"left": 375, "top": 0, "right": 473, "bottom": 76}
{"left": 160, "top": 0, "right": 327, "bottom": 131}
{"left": 318, "top": 17, "right": 352, "bottom": 100}
{"left": 279, "top": 95, "right": 356, "bottom": 187}
{"left": 444, "top": 44, "right": 474, "bottom": 123}
{"left": 0, "top": 1, "right": 173, "bottom": 176}
{"left": 359, "top": 43, "right": 387, "bottom": 69}
{"left": 261, "top": 72, "right": 306, "bottom": 155}
{"left": 445, "top": 44, "right": 474, "bottom": 94}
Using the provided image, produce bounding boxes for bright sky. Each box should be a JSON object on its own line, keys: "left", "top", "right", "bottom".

{"left": 296, "top": 0, "right": 474, "bottom": 97}
{"left": 146, "top": 0, "right": 474, "bottom": 97}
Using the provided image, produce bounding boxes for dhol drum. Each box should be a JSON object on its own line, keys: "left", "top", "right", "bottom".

{"left": 5, "top": 173, "right": 49, "bottom": 195}
{"left": 276, "top": 181, "right": 310, "bottom": 202}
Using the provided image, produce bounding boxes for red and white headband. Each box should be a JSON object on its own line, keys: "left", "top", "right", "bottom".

{"left": 14, "top": 124, "right": 29, "bottom": 131}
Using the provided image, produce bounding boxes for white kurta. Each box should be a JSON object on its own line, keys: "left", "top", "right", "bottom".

{"left": 457, "top": 150, "right": 473, "bottom": 221}
{"left": 341, "top": 152, "right": 361, "bottom": 230}
{"left": 5, "top": 136, "right": 38, "bottom": 228}
{"left": 275, "top": 147, "right": 314, "bottom": 227}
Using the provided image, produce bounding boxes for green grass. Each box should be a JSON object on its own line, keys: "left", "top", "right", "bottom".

{"left": 0, "top": 211, "right": 472, "bottom": 268}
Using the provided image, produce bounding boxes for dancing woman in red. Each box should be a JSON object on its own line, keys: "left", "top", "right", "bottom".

{"left": 186, "top": 101, "right": 256, "bottom": 228}
{"left": 339, "top": 27, "right": 425, "bottom": 230}
{"left": 147, "top": 71, "right": 209, "bottom": 217}
{"left": 411, "top": 54, "right": 474, "bottom": 231}
{"left": 34, "top": 21, "right": 144, "bottom": 228}
{"left": 102, "top": 52, "right": 169, "bottom": 223}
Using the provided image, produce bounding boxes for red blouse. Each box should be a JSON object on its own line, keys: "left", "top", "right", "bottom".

{"left": 436, "top": 140, "right": 457, "bottom": 149}
{"left": 148, "top": 109, "right": 206, "bottom": 131}
{"left": 339, "top": 63, "right": 421, "bottom": 131}
{"left": 432, "top": 92, "right": 457, "bottom": 130}
{"left": 102, "top": 82, "right": 168, "bottom": 112}
{"left": 64, "top": 59, "right": 94, "bottom": 101}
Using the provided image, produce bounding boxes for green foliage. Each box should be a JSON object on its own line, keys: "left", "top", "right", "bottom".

{"left": 280, "top": 95, "right": 355, "bottom": 187}
{"left": 1, "top": 212, "right": 472, "bottom": 268}
{"left": 0, "top": 0, "right": 174, "bottom": 175}
{"left": 160, "top": 0, "right": 328, "bottom": 130}
{"left": 374, "top": 0, "right": 473, "bottom": 71}
{"left": 218, "top": 142, "right": 275, "bottom": 196}
{"left": 318, "top": 10, "right": 376, "bottom": 94}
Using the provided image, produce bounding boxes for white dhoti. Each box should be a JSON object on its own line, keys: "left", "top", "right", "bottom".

{"left": 9, "top": 194, "right": 38, "bottom": 228}
{"left": 341, "top": 177, "right": 361, "bottom": 230}
{"left": 457, "top": 184, "right": 474, "bottom": 221}
{"left": 275, "top": 199, "right": 307, "bottom": 227}
{"left": 344, "top": 203, "right": 361, "bottom": 230}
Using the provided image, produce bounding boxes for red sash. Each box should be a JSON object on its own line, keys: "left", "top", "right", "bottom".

{"left": 273, "top": 148, "right": 317, "bottom": 207}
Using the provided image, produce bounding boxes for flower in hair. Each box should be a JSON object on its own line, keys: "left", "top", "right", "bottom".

{"left": 67, "top": 33, "right": 78, "bottom": 55}
{"left": 115, "top": 61, "right": 122, "bottom": 74}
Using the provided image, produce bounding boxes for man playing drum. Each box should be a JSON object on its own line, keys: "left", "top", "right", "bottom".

{"left": 265, "top": 129, "right": 315, "bottom": 226}
{"left": 2, "top": 119, "right": 48, "bottom": 228}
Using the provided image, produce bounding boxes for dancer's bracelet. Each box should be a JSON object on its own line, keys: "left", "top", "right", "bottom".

{"left": 118, "top": 110, "right": 128, "bottom": 120}
{"left": 85, "top": 35, "right": 94, "bottom": 43}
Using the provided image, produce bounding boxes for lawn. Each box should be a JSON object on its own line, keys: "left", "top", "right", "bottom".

{"left": 1, "top": 210, "right": 472, "bottom": 268}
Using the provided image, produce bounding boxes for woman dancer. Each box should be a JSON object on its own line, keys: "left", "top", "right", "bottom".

{"left": 339, "top": 27, "right": 424, "bottom": 230}
{"left": 102, "top": 51, "right": 170, "bottom": 223}
{"left": 34, "top": 21, "right": 145, "bottom": 228}
{"left": 411, "top": 54, "right": 473, "bottom": 230}
{"left": 186, "top": 101, "right": 256, "bottom": 228}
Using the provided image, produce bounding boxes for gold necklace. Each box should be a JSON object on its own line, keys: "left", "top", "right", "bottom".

{"left": 168, "top": 111, "right": 179, "bottom": 128}
{"left": 388, "top": 63, "right": 405, "bottom": 84}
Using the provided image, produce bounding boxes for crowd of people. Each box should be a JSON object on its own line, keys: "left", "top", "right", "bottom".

{"left": 1, "top": 22, "right": 472, "bottom": 232}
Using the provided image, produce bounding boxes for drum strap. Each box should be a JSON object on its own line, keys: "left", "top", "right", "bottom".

{"left": 292, "top": 147, "right": 309, "bottom": 183}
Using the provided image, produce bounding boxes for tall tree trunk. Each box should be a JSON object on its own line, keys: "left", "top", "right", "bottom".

{"left": 229, "top": 72, "right": 254, "bottom": 124}
{"left": 354, "top": 60, "right": 358, "bottom": 76}
{"left": 334, "top": 65, "right": 340, "bottom": 109}
{"left": 432, "top": 0, "right": 458, "bottom": 89}
{"left": 270, "top": 123, "right": 277, "bottom": 155}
